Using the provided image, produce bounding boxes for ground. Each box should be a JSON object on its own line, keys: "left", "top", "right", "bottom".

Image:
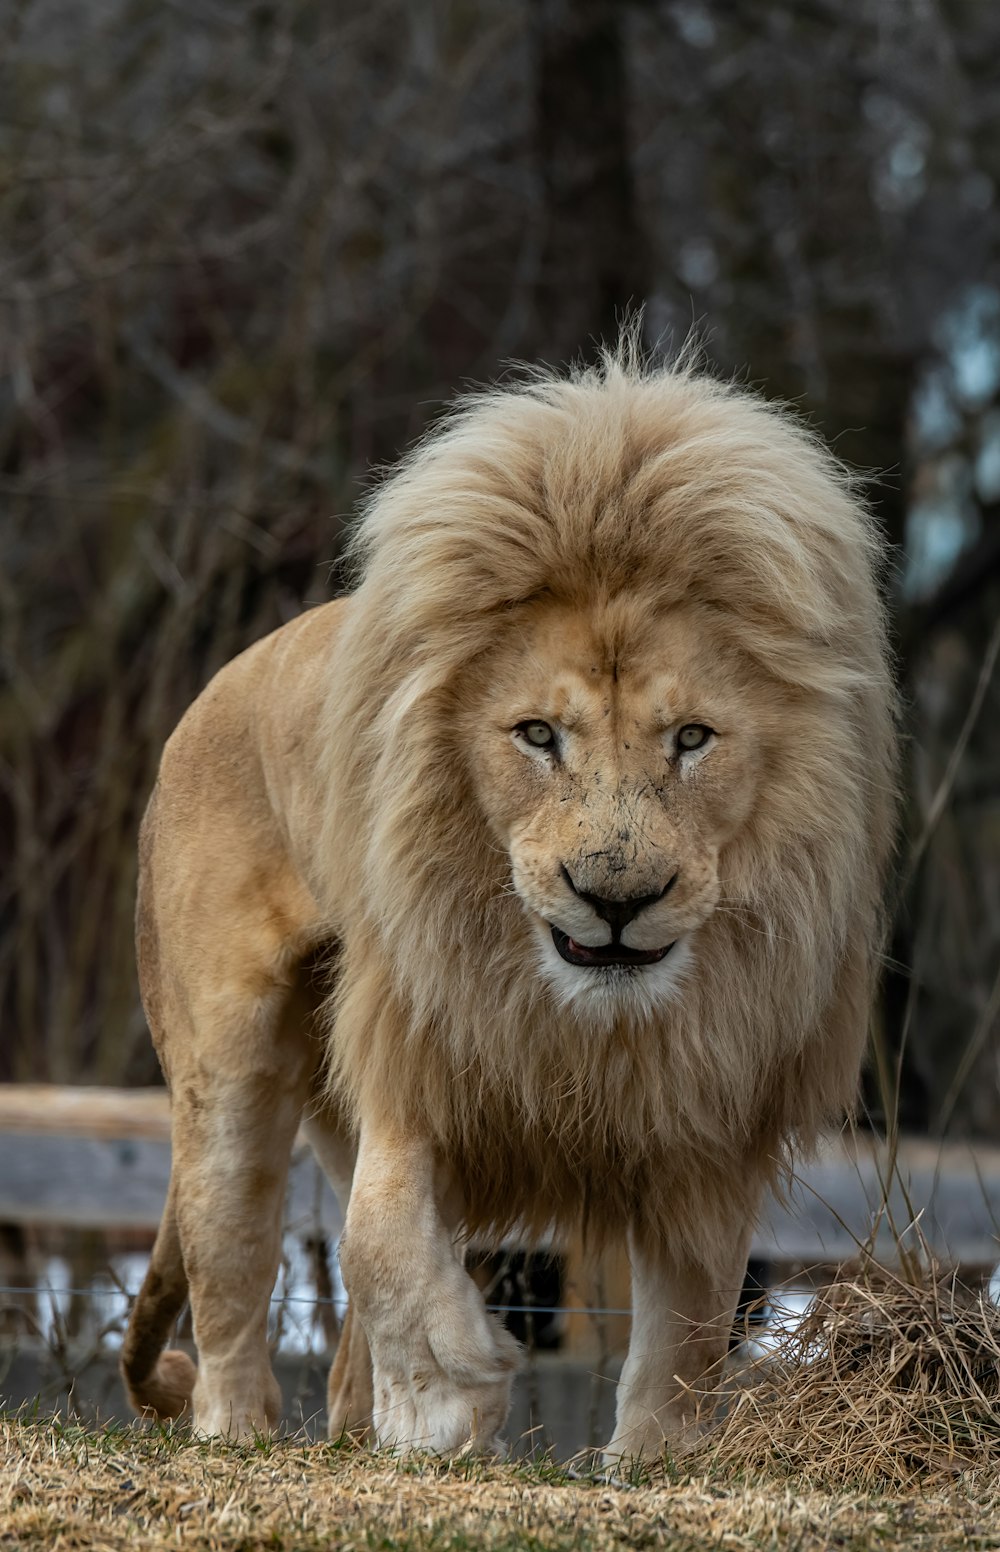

{"left": 2, "top": 1420, "right": 999, "bottom": 1552}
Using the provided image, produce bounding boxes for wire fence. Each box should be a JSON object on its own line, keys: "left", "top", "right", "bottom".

{"left": 0, "top": 1271, "right": 811, "bottom": 1455}
{"left": 0, "top": 1286, "right": 634, "bottom": 1318}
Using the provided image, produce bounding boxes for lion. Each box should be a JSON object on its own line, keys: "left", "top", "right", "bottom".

{"left": 121, "top": 344, "right": 896, "bottom": 1461}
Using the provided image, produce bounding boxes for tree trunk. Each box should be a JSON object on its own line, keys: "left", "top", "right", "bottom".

{"left": 532, "top": 0, "right": 647, "bottom": 361}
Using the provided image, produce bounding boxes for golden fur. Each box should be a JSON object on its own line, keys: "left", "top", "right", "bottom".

{"left": 122, "top": 344, "right": 896, "bottom": 1457}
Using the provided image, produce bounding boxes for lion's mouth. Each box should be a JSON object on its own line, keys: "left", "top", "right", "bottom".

{"left": 550, "top": 926, "right": 675, "bottom": 969}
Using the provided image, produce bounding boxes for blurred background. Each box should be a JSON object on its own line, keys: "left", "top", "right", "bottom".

{"left": 2, "top": 0, "right": 1000, "bottom": 1429}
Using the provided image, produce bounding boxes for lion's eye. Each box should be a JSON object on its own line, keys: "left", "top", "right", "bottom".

{"left": 677, "top": 724, "right": 713, "bottom": 753}
{"left": 515, "top": 720, "right": 556, "bottom": 751}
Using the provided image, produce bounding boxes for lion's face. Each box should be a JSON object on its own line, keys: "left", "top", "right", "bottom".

{"left": 465, "top": 597, "right": 769, "bottom": 1023}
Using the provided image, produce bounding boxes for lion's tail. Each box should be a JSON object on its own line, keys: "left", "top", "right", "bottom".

{"left": 121, "top": 1181, "right": 197, "bottom": 1420}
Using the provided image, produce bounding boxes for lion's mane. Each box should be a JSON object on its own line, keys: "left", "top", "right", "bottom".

{"left": 319, "top": 346, "right": 896, "bottom": 1274}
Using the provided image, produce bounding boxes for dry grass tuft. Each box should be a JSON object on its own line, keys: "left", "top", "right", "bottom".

{"left": 705, "top": 1259, "right": 1000, "bottom": 1492}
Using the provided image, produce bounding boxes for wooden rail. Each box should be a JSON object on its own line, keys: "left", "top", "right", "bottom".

{"left": 0, "top": 1085, "right": 171, "bottom": 1143}
{"left": 2, "top": 1086, "right": 1000, "bottom": 1267}
{"left": 0, "top": 1084, "right": 332, "bottom": 1236}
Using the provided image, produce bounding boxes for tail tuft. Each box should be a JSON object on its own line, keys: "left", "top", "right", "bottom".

{"left": 124, "top": 1348, "right": 197, "bottom": 1421}
{"left": 121, "top": 1180, "right": 192, "bottom": 1422}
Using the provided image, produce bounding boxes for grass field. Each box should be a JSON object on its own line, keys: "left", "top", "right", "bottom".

{"left": 6, "top": 1266, "right": 1000, "bottom": 1549}
{"left": 3, "top": 1418, "right": 1000, "bottom": 1552}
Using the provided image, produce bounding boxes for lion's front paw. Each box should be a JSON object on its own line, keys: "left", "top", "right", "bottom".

{"left": 603, "top": 1409, "right": 707, "bottom": 1470}
{"left": 602, "top": 1422, "right": 666, "bottom": 1471}
{"left": 372, "top": 1318, "right": 519, "bottom": 1455}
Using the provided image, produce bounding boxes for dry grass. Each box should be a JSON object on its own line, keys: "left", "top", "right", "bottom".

{"left": 3, "top": 1417, "right": 1000, "bottom": 1552}
{"left": 707, "top": 1260, "right": 1000, "bottom": 1493}
{"left": 7, "top": 1259, "right": 1000, "bottom": 1545}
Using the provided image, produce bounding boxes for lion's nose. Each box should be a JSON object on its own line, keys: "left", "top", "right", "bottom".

{"left": 560, "top": 866, "right": 677, "bottom": 938}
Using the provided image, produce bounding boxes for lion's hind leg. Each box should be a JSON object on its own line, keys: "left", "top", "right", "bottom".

{"left": 122, "top": 968, "right": 319, "bottom": 1440}
{"left": 170, "top": 1024, "right": 314, "bottom": 1439}
{"left": 299, "top": 1109, "right": 374, "bottom": 1443}
{"left": 326, "top": 1300, "right": 374, "bottom": 1442}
